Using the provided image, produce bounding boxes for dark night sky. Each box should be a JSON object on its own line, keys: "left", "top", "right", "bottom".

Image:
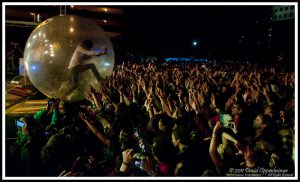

{"left": 122, "top": 5, "right": 272, "bottom": 58}
{"left": 6, "top": 4, "right": 293, "bottom": 61}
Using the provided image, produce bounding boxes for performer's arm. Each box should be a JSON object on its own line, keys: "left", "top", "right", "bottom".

{"left": 77, "top": 46, "right": 100, "bottom": 56}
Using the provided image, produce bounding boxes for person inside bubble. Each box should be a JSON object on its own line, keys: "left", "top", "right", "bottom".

{"left": 66, "top": 39, "right": 108, "bottom": 98}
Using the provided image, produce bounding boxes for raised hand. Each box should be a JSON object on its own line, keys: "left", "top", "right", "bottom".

{"left": 58, "top": 170, "right": 81, "bottom": 177}
{"left": 230, "top": 122, "right": 238, "bottom": 134}
{"left": 156, "top": 87, "right": 164, "bottom": 99}
{"left": 89, "top": 85, "right": 96, "bottom": 94}
{"left": 122, "top": 148, "right": 134, "bottom": 164}
{"left": 213, "top": 121, "right": 222, "bottom": 134}
{"left": 117, "top": 85, "right": 124, "bottom": 95}
{"left": 190, "top": 100, "right": 198, "bottom": 113}
{"left": 211, "top": 93, "right": 217, "bottom": 108}
{"left": 261, "top": 86, "right": 268, "bottom": 96}
{"left": 176, "top": 89, "right": 183, "bottom": 101}
{"left": 131, "top": 83, "right": 137, "bottom": 93}
{"left": 85, "top": 92, "right": 93, "bottom": 102}
{"left": 141, "top": 156, "right": 155, "bottom": 176}
{"left": 242, "top": 89, "right": 249, "bottom": 101}
{"left": 79, "top": 112, "right": 89, "bottom": 123}
{"left": 140, "top": 79, "right": 146, "bottom": 91}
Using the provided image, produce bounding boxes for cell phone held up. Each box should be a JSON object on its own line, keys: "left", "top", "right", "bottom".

{"left": 16, "top": 120, "right": 25, "bottom": 127}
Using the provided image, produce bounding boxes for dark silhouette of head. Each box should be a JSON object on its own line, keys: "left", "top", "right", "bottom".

{"left": 152, "top": 135, "right": 176, "bottom": 164}
{"left": 47, "top": 98, "right": 55, "bottom": 111}
{"left": 172, "top": 126, "right": 190, "bottom": 146}
{"left": 81, "top": 40, "right": 93, "bottom": 50}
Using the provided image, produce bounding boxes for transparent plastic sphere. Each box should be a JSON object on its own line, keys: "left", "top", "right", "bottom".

{"left": 24, "top": 14, "right": 114, "bottom": 102}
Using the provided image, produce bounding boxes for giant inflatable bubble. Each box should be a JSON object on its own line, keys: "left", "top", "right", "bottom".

{"left": 24, "top": 14, "right": 114, "bottom": 102}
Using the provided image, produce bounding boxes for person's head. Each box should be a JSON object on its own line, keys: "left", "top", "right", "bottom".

{"left": 128, "top": 102, "right": 147, "bottom": 127}
{"left": 81, "top": 40, "right": 93, "bottom": 50}
{"left": 41, "top": 132, "right": 73, "bottom": 165}
{"left": 231, "top": 102, "right": 243, "bottom": 116}
{"left": 106, "top": 103, "right": 115, "bottom": 113}
{"left": 119, "top": 128, "right": 135, "bottom": 150}
{"left": 222, "top": 143, "right": 241, "bottom": 168}
{"left": 152, "top": 135, "right": 176, "bottom": 165}
{"left": 254, "top": 139, "right": 277, "bottom": 155}
{"left": 116, "top": 102, "right": 127, "bottom": 114}
{"left": 101, "top": 103, "right": 116, "bottom": 123}
{"left": 158, "top": 114, "right": 175, "bottom": 133}
{"left": 190, "top": 130, "right": 203, "bottom": 144}
{"left": 221, "top": 86, "right": 227, "bottom": 93}
{"left": 62, "top": 101, "right": 72, "bottom": 115}
{"left": 18, "top": 116, "right": 35, "bottom": 136}
{"left": 264, "top": 103, "right": 281, "bottom": 120}
{"left": 253, "top": 113, "right": 272, "bottom": 131}
{"left": 284, "top": 109, "right": 295, "bottom": 128}
{"left": 47, "top": 98, "right": 56, "bottom": 111}
{"left": 172, "top": 126, "right": 190, "bottom": 149}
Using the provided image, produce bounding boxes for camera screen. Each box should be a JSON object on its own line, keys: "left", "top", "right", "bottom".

{"left": 135, "top": 160, "right": 142, "bottom": 167}
{"left": 16, "top": 120, "right": 24, "bottom": 127}
{"left": 45, "top": 131, "right": 52, "bottom": 136}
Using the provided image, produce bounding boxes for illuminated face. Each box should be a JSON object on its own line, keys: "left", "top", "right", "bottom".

{"left": 255, "top": 140, "right": 266, "bottom": 151}
{"left": 279, "top": 110, "right": 285, "bottom": 119}
{"left": 253, "top": 114, "right": 264, "bottom": 129}
{"left": 231, "top": 106, "right": 240, "bottom": 116}
{"left": 119, "top": 129, "right": 128, "bottom": 144}
{"left": 222, "top": 86, "right": 227, "bottom": 93}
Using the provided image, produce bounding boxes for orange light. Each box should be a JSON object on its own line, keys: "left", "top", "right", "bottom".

{"left": 30, "top": 12, "right": 35, "bottom": 16}
{"left": 104, "top": 8, "right": 108, "bottom": 12}
{"left": 70, "top": 5, "right": 74, "bottom": 8}
{"left": 103, "top": 20, "right": 107, "bottom": 23}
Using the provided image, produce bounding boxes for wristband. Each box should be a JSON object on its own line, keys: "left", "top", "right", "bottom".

{"left": 122, "top": 161, "right": 130, "bottom": 166}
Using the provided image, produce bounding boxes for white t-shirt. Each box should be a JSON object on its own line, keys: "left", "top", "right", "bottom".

{"left": 68, "top": 45, "right": 99, "bottom": 69}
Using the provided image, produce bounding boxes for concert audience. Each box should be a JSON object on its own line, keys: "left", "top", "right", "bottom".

{"left": 9, "top": 59, "right": 295, "bottom": 177}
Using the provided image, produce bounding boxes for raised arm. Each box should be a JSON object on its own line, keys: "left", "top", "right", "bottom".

{"left": 79, "top": 112, "right": 111, "bottom": 146}
{"left": 77, "top": 46, "right": 100, "bottom": 56}
{"left": 209, "top": 122, "right": 225, "bottom": 171}
{"left": 89, "top": 86, "right": 103, "bottom": 111}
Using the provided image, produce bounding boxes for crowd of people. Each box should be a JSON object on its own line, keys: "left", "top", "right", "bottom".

{"left": 8, "top": 59, "right": 295, "bottom": 177}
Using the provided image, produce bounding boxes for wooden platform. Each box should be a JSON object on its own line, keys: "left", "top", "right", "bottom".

{"left": 6, "top": 99, "right": 63, "bottom": 115}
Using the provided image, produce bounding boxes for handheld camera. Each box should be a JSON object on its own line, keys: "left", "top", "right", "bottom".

{"left": 134, "top": 160, "right": 143, "bottom": 168}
